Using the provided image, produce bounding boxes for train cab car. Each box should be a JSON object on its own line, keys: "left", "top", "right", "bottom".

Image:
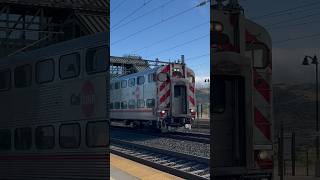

{"left": 0, "top": 32, "right": 110, "bottom": 179}
{"left": 211, "top": 1, "right": 273, "bottom": 179}
{"left": 110, "top": 62, "right": 196, "bottom": 132}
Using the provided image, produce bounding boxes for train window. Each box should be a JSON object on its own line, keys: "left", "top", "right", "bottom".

{"left": 0, "top": 129, "right": 11, "bottom": 150}
{"left": 59, "top": 123, "right": 80, "bottom": 148}
{"left": 14, "top": 127, "right": 32, "bottom": 150}
{"left": 146, "top": 99, "right": 155, "bottom": 108}
{"left": 121, "top": 101, "right": 127, "bottom": 109}
{"left": 59, "top": 53, "right": 80, "bottom": 80}
{"left": 86, "top": 46, "right": 108, "bottom": 74}
{"left": 137, "top": 76, "right": 145, "bottom": 85}
{"left": 137, "top": 99, "right": 145, "bottom": 108}
{"left": 110, "top": 102, "right": 114, "bottom": 109}
{"left": 212, "top": 78, "right": 226, "bottom": 113}
{"left": 128, "top": 78, "right": 135, "bottom": 87}
{"left": 14, "top": 64, "right": 32, "bottom": 88}
{"left": 0, "top": 70, "right": 10, "bottom": 91}
{"left": 114, "top": 102, "right": 120, "bottom": 109}
{"left": 187, "top": 74, "right": 195, "bottom": 83}
{"left": 245, "top": 43, "right": 268, "bottom": 68}
{"left": 115, "top": 82, "right": 120, "bottom": 89}
{"left": 110, "top": 83, "right": 113, "bottom": 89}
{"left": 121, "top": 80, "right": 127, "bottom": 88}
{"left": 36, "top": 59, "right": 54, "bottom": 84}
{"left": 35, "top": 126, "right": 54, "bottom": 149}
{"left": 148, "top": 73, "right": 156, "bottom": 83}
{"left": 86, "top": 121, "right": 109, "bottom": 147}
{"left": 128, "top": 99, "right": 136, "bottom": 109}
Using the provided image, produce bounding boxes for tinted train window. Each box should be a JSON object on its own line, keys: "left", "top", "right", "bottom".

{"left": 15, "top": 127, "right": 32, "bottom": 150}
{"left": 15, "top": 65, "right": 32, "bottom": 88}
{"left": 59, "top": 53, "right": 80, "bottom": 80}
{"left": 121, "top": 80, "right": 127, "bottom": 88}
{"left": 0, "top": 70, "right": 10, "bottom": 90}
{"left": 146, "top": 99, "right": 155, "bottom": 108}
{"left": 128, "top": 78, "right": 135, "bottom": 87}
{"left": 87, "top": 121, "right": 109, "bottom": 147}
{"left": 121, "top": 101, "right": 127, "bottom": 109}
{"left": 148, "top": 73, "right": 155, "bottom": 83}
{"left": 114, "top": 102, "right": 120, "bottom": 109}
{"left": 86, "top": 46, "right": 108, "bottom": 74}
{"left": 110, "top": 83, "right": 113, "bottom": 90}
{"left": 110, "top": 102, "right": 114, "bottom": 109}
{"left": 0, "top": 129, "right": 11, "bottom": 150}
{"left": 115, "top": 82, "right": 120, "bottom": 89}
{"left": 36, "top": 59, "right": 54, "bottom": 84}
{"left": 35, "top": 126, "right": 54, "bottom": 149}
{"left": 128, "top": 99, "right": 135, "bottom": 109}
{"left": 60, "top": 123, "right": 80, "bottom": 148}
{"left": 137, "top": 76, "right": 145, "bottom": 85}
{"left": 137, "top": 99, "right": 145, "bottom": 108}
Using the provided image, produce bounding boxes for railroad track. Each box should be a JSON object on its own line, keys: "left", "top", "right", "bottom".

{"left": 111, "top": 138, "right": 210, "bottom": 180}
{"left": 111, "top": 126, "right": 210, "bottom": 144}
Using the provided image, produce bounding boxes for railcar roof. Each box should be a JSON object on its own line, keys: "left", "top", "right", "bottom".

{"left": 0, "top": 32, "right": 108, "bottom": 66}
{"left": 111, "top": 66, "right": 161, "bottom": 81}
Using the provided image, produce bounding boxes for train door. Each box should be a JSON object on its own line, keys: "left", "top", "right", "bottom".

{"left": 212, "top": 75, "right": 246, "bottom": 168}
{"left": 172, "top": 85, "right": 187, "bottom": 115}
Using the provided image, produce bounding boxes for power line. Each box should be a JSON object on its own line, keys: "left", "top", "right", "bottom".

{"left": 149, "top": 33, "right": 209, "bottom": 57}
{"left": 111, "top": 0, "right": 209, "bottom": 45}
{"left": 254, "top": 5, "right": 320, "bottom": 21}
{"left": 111, "top": 0, "right": 127, "bottom": 14}
{"left": 251, "top": 1, "right": 320, "bottom": 20}
{"left": 185, "top": 53, "right": 209, "bottom": 61}
{"left": 131, "top": 21, "right": 209, "bottom": 53}
{"left": 112, "top": 0, "right": 176, "bottom": 31}
{"left": 268, "top": 19, "right": 320, "bottom": 31}
{"left": 111, "top": 0, "right": 154, "bottom": 29}
{"left": 273, "top": 32, "right": 320, "bottom": 44}
{"left": 264, "top": 11, "right": 320, "bottom": 27}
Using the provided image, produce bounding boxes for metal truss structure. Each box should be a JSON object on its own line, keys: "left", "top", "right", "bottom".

{"left": 0, "top": 0, "right": 109, "bottom": 57}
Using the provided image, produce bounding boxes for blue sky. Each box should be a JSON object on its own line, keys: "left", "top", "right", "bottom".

{"left": 110, "top": 0, "right": 210, "bottom": 88}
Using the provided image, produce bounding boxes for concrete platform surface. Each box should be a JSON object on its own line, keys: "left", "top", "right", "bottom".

{"left": 110, "top": 153, "right": 183, "bottom": 180}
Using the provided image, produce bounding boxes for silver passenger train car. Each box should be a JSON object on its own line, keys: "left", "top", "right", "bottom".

{"left": 110, "top": 62, "right": 196, "bottom": 132}
{"left": 0, "top": 32, "right": 109, "bottom": 179}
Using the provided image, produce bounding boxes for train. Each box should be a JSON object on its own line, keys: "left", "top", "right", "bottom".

{"left": 211, "top": 0, "right": 273, "bottom": 179}
{"left": 0, "top": 32, "right": 110, "bottom": 179}
{"left": 110, "top": 60, "right": 197, "bottom": 132}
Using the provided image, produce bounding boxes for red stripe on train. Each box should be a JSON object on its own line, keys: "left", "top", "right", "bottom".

{"left": 254, "top": 107, "right": 271, "bottom": 140}
{"left": 161, "top": 65, "right": 170, "bottom": 73}
{"left": 189, "top": 85, "right": 195, "bottom": 93}
{"left": 189, "top": 96, "right": 195, "bottom": 106}
{"left": 160, "top": 90, "right": 170, "bottom": 103}
{"left": 159, "top": 81, "right": 168, "bottom": 92}
{"left": 253, "top": 69, "right": 270, "bottom": 103}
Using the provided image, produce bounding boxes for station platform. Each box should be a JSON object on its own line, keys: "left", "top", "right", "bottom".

{"left": 110, "top": 154, "right": 182, "bottom": 180}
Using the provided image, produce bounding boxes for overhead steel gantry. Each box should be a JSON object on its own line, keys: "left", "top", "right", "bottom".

{"left": 0, "top": 0, "right": 109, "bottom": 57}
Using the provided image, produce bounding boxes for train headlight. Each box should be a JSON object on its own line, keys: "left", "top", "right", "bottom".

{"left": 190, "top": 109, "right": 194, "bottom": 113}
{"left": 212, "top": 21, "right": 223, "bottom": 32}
{"left": 258, "top": 150, "right": 271, "bottom": 160}
{"left": 161, "top": 110, "right": 166, "bottom": 114}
